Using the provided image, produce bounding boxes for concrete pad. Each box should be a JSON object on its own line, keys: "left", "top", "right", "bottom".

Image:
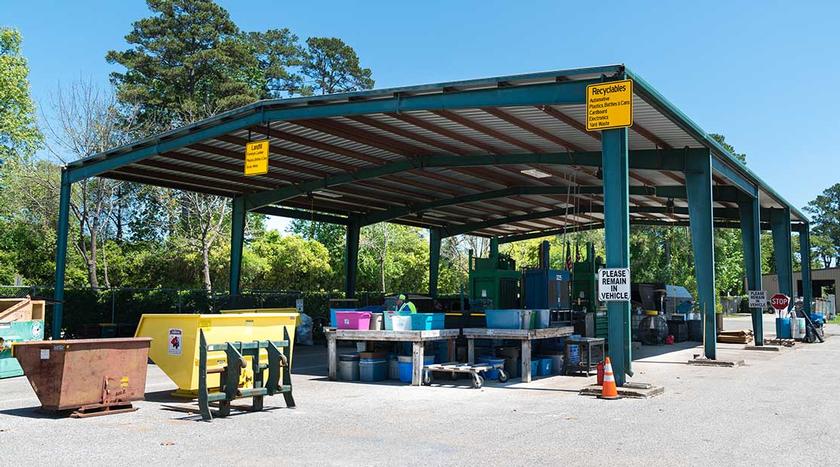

{"left": 743, "top": 345, "right": 782, "bottom": 352}
{"left": 687, "top": 357, "right": 745, "bottom": 367}
{"left": 579, "top": 382, "right": 664, "bottom": 399}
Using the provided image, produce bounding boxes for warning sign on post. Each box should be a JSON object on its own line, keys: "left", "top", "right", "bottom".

{"left": 245, "top": 139, "right": 270, "bottom": 176}
{"left": 748, "top": 290, "right": 767, "bottom": 309}
{"left": 598, "top": 268, "right": 631, "bottom": 302}
{"left": 586, "top": 79, "right": 633, "bottom": 131}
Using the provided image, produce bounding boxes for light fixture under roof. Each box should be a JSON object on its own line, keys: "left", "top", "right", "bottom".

{"left": 312, "top": 191, "right": 342, "bottom": 199}
{"left": 520, "top": 168, "right": 551, "bottom": 179}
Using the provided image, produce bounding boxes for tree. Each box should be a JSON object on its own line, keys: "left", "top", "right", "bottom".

{"left": 0, "top": 27, "right": 42, "bottom": 163}
{"left": 300, "top": 37, "right": 374, "bottom": 95}
{"left": 805, "top": 183, "right": 840, "bottom": 266}
{"left": 811, "top": 233, "right": 836, "bottom": 268}
{"left": 40, "top": 80, "right": 136, "bottom": 289}
{"left": 106, "top": 0, "right": 261, "bottom": 125}
{"left": 179, "top": 192, "right": 229, "bottom": 292}
{"left": 248, "top": 231, "right": 332, "bottom": 291}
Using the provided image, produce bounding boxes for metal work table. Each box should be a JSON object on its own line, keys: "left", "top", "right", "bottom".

{"left": 462, "top": 327, "right": 574, "bottom": 382}
{"left": 325, "top": 328, "right": 460, "bottom": 386}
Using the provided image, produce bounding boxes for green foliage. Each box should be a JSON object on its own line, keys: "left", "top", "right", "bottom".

{"left": 805, "top": 183, "right": 840, "bottom": 267}
{"left": 106, "top": 0, "right": 263, "bottom": 123}
{"left": 300, "top": 37, "right": 374, "bottom": 95}
{"left": 0, "top": 27, "right": 42, "bottom": 162}
{"left": 247, "top": 231, "right": 333, "bottom": 291}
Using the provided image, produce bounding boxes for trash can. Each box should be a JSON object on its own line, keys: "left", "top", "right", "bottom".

{"left": 135, "top": 312, "right": 297, "bottom": 395}
{"left": 14, "top": 338, "right": 151, "bottom": 414}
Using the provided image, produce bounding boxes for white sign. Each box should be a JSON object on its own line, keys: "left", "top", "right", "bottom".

{"left": 748, "top": 290, "right": 767, "bottom": 309}
{"left": 598, "top": 268, "right": 631, "bottom": 302}
{"left": 168, "top": 328, "right": 183, "bottom": 356}
{"left": 40, "top": 349, "right": 49, "bottom": 360}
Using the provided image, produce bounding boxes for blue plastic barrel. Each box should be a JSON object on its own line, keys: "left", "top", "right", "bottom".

{"left": 398, "top": 361, "right": 413, "bottom": 383}
{"left": 568, "top": 345, "right": 581, "bottom": 365}
{"left": 775, "top": 317, "right": 792, "bottom": 339}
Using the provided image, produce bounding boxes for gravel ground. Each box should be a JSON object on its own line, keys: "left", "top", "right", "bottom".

{"left": 1, "top": 314, "right": 837, "bottom": 466}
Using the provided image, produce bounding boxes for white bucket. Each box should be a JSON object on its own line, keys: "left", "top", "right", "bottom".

{"left": 797, "top": 318, "right": 806, "bottom": 339}
{"left": 392, "top": 315, "right": 412, "bottom": 331}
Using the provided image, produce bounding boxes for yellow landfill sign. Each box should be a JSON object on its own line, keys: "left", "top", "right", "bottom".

{"left": 245, "top": 139, "right": 270, "bottom": 176}
{"left": 586, "top": 79, "right": 633, "bottom": 131}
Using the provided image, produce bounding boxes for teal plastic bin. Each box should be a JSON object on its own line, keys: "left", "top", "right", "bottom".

{"left": 410, "top": 313, "right": 445, "bottom": 330}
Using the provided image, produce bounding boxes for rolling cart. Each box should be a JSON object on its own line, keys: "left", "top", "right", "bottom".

{"left": 422, "top": 362, "right": 508, "bottom": 389}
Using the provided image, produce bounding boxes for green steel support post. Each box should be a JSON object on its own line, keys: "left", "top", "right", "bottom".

{"left": 770, "top": 208, "right": 794, "bottom": 302}
{"left": 345, "top": 219, "right": 360, "bottom": 298}
{"left": 429, "top": 228, "right": 441, "bottom": 298}
{"left": 685, "top": 149, "right": 717, "bottom": 359}
{"left": 799, "top": 224, "right": 813, "bottom": 313}
{"left": 229, "top": 197, "right": 246, "bottom": 298}
{"left": 52, "top": 169, "right": 72, "bottom": 339}
{"left": 602, "top": 127, "right": 631, "bottom": 386}
{"left": 738, "top": 196, "right": 764, "bottom": 345}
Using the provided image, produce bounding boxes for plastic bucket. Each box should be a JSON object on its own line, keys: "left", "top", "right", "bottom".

{"left": 391, "top": 315, "right": 412, "bottom": 331}
{"left": 797, "top": 318, "right": 806, "bottom": 339}
{"left": 548, "top": 354, "right": 565, "bottom": 374}
{"left": 775, "top": 317, "right": 792, "bottom": 339}
{"left": 537, "top": 358, "right": 553, "bottom": 376}
{"left": 368, "top": 313, "right": 384, "bottom": 330}
{"left": 359, "top": 358, "right": 387, "bottom": 382}
{"left": 398, "top": 361, "right": 413, "bottom": 383}
{"left": 389, "top": 358, "right": 400, "bottom": 380}
{"left": 339, "top": 359, "right": 360, "bottom": 381}
{"left": 336, "top": 311, "right": 372, "bottom": 330}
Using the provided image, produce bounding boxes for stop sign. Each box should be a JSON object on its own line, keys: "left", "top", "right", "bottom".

{"left": 770, "top": 293, "right": 790, "bottom": 311}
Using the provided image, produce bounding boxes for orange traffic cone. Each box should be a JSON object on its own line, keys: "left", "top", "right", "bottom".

{"left": 600, "top": 357, "right": 620, "bottom": 400}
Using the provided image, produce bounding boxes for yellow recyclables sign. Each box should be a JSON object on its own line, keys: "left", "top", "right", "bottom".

{"left": 585, "top": 79, "right": 633, "bottom": 131}
{"left": 244, "top": 139, "right": 270, "bottom": 176}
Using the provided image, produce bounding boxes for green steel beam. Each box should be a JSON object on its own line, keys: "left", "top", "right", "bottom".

{"left": 429, "top": 228, "right": 442, "bottom": 298}
{"left": 52, "top": 170, "right": 72, "bottom": 338}
{"left": 253, "top": 206, "right": 351, "bottom": 225}
{"left": 738, "top": 195, "right": 764, "bottom": 345}
{"left": 344, "top": 219, "right": 360, "bottom": 298}
{"left": 799, "top": 224, "right": 813, "bottom": 314}
{"left": 628, "top": 68, "right": 808, "bottom": 223}
{"left": 712, "top": 157, "right": 758, "bottom": 198}
{"left": 496, "top": 223, "right": 605, "bottom": 244}
{"left": 241, "top": 149, "right": 711, "bottom": 211}
{"left": 684, "top": 149, "right": 717, "bottom": 359}
{"left": 770, "top": 208, "right": 794, "bottom": 304}
{"left": 229, "top": 197, "right": 246, "bottom": 297}
{"left": 602, "top": 127, "right": 631, "bottom": 386}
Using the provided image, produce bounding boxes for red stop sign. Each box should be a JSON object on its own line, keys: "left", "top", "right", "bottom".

{"left": 770, "top": 294, "right": 790, "bottom": 311}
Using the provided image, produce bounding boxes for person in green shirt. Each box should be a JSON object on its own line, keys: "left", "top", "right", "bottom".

{"left": 396, "top": 294, "right": 417, "bottom": 313}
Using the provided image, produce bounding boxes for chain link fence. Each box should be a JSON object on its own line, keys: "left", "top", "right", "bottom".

{"left": 0, "top": 285, "right": 384, "bottom": 338}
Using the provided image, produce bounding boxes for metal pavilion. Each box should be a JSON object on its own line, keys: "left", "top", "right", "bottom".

{"left": 56, "top": 64, "right": 812, "bottom": 386}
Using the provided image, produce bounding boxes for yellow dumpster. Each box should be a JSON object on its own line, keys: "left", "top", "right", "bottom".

{"left": 135, "top": 312, "right": 297, "bottom": 396}
{"left": 220, "top": 307, "right": 301, "bottom": 325}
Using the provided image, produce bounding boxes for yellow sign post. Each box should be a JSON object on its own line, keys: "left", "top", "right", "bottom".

{"left": 244, "top": 140, "right": 270, "bottom": 176}
{"left": 585, "top": 79, "right": 633, "bottom": 131}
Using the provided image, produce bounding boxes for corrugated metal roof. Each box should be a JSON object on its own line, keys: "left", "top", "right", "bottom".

{"left": 69, "top": 64, "right": 806, "bottom": 236}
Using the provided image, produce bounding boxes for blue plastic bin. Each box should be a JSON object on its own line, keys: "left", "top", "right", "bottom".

{"left": 537, "top": 357, "right": 553, "bottom": 376}
{"left": 775, "top": 317, "right": 792, "bottom": 339}
{"left": 398, "top": 361, "right": 413, "bottom": 382}
{"left": 531, "top": 310, "right": 550, "bottom": 329}
{"left": 359, "top": 358, "right": 388, "bottom": 382}
{"left": 410, "top": 313, "right": 445, "bottom": 330}
{"left": 485, "top": 310, "right": 525, "bottom": 329}
{"left": 478, "top": 355, "right": 505, "bottom": 380}
{"left": 530, "top": 360, "right": 539, "bottom": 378}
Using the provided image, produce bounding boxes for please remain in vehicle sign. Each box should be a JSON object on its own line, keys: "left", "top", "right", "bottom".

{"left": 598, "top": 268, "right": 631, "bottom": 302}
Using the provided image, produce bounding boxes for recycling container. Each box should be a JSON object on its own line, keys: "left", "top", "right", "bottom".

{"left": 13, "top": 338, "right": 151, "bottom": 411}
{"left": 0, "top": 320, "right": 45, "bottom": 378}
{"left": 135, "top": 312, "right": 297, "bottom": 395}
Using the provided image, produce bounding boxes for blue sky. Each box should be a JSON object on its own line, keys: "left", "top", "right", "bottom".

{"left": 3, "top": 0, "right": 838, "bottom": 225}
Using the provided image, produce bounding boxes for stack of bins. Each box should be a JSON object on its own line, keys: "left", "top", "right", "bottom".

{"left": 359, "top": 357, "right": 387, "bottom": 382}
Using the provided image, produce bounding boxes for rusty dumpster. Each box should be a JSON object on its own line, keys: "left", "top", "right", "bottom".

{"left": 13, "top": 337, "right": 152, "bottom": 417}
